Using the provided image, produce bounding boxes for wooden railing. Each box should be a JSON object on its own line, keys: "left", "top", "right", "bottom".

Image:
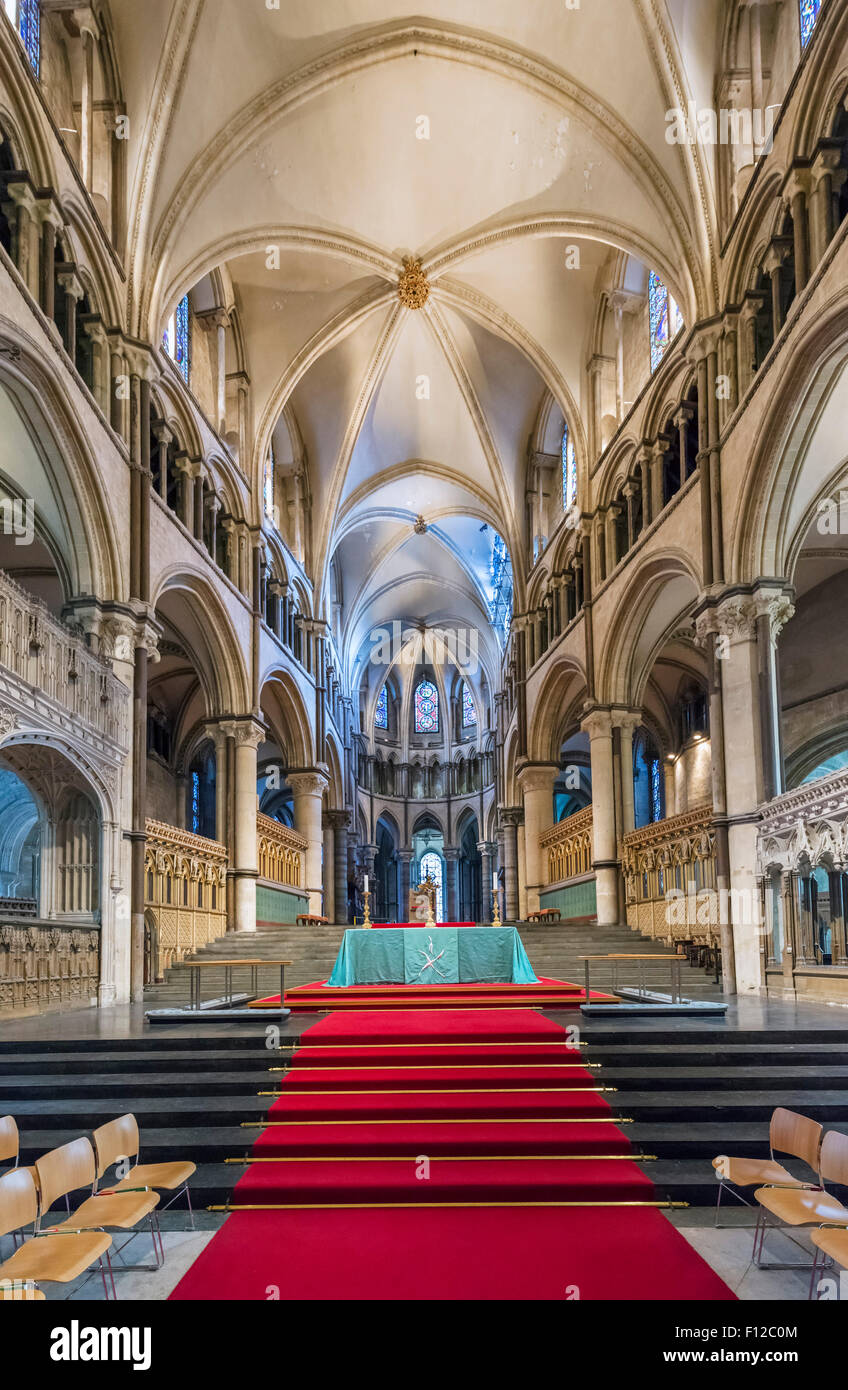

{"left": 144, "top": 819, "right": 228, "bottom": 975}
{"left": 541, "top": 806, "right": 594, "bottom": 884}
{"left": 0, "top": 568, "right": 128, "bottom": 746}
{"left": 620, "top": 803, "right": 716, "bottom": 941}
{"left": 257, "top": 812, "right": 306, "bottom": 888}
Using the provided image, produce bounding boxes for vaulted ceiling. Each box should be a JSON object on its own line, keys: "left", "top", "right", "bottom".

{"left": 111, "top": 0, "right": 722, "bottom": 685}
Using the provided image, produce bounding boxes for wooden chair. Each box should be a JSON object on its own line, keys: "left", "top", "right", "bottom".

{"left": 0, "top": 1116, "right": 18, "bottom": 1176}
{"left": 93, "top": 1114, "right": 196, "bottom": 1226}
{"left": 35, "top": 1137, "right": 164, "bottom": 1272}
{"left": 753, "top": 1129, "right": 848, "bottom": 1270}
{"left": 712, "top": 1107, "right": 822, "bottom": 1226}
{"left": 0, "top": 1168, "right": 114, "bottom": 1301}
{"left": 810, "top": 1226, "right": 848, "bottom": 1299}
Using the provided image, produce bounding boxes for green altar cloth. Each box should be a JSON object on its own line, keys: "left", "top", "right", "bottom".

{"left": 326, "top": 926, "right": 539, "bottom": 987}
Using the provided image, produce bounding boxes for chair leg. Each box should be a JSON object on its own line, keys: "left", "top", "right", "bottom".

{"left": 185, "top": 1185, "right": 195, "bottom": 1231}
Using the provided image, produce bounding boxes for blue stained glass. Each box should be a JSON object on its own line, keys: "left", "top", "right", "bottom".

{"left": 415, "top": 679, "right": 439, "bottom": 734}
{"left": 419, "top": 851, "right": 443, "bottom": 922}
{"left": 489, "top": 533, "right": 513, "bottom": 648}
{"left": 374, "top": 685, "right": 388, "bottom": 730}
{"left": 19, "top": 0, "right": 40, "bottom": 77}
{"left": 191, "top": 770, "right": 201, "bottom": 834}
{"left": 174, "top": 295, "right": 190, "bottom": 383}
{"left": 562, "top": 424, "right": 577, "bottom": 509}
{"left": 800, "top": 0, "right": 822, "bottom": 46}
{"left": 461, "top": 682, "right": 476, "bottom": 727}
{"left": 648, "top": 271, "right": 683, "bottom": 372}
{"left": 650, "top": 757, "right": 662, "bottom": 823}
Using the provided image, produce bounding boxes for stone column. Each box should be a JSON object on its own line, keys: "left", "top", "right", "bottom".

{"left": 616, "top": 714, "right": 641, "bottom": 836}
{"left": 322, "top": 815, "right": 335, "bottom": 923}
{"left": 477, "top": 841, "right": 496, "bottom": 922}
{"left": 398, "top": 850, "right": 413, "bottom": 920}
{"left": 763, "top": 243, "right": 788, "bottom": 340}
{"left": 784, "top": 168, "right": 811, "bottom": 294}
{"left": 637, "top": 446, "right": 652, "bottom": 529}
{"left": 444, "top": 847, "right": 461, "bottom": 922}
{"left": 204, "top": 722, "right": 229, "bottom": 851}
{"left": 289, "top": 770, "right": 330, "bottom": 915}
{"left": 499, "top": 808, "right": 522, "bottom": 922}
{"left": 2, "top": 180, "right": 37, "bottom": 294}
{"left": 517, "top": 763, "right": 558, "bottom": 915}
{"left": 57, "top": 268, "right": 84, "bottom": 360}
{"left": 36, "top": 200, "right": 61, "bottom": 323}
{"left": 219, "top": 719, "right": 264, "bottom": 933}
{"left": 811, "top": 146, "right": 847, "bottom": 264}
{"left": 582, "top": 709, "right": 620, "bottom": 926}
{"left": 329, "top": 810, "right": 350, "bottom": 924}
{"left": 651, "top": 437, "right": 668, "bottom": 519}
{"left": 78, "top": 10, "right": 99, "bottom": 188}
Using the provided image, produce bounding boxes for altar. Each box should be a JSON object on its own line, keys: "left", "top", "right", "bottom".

{"left": 326, "top": 926, "right": 539, "bottom": 987}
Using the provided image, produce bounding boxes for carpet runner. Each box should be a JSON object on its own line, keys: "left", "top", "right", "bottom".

{"left": 171, "top": 1006, "right": 735, "bottom": 1300}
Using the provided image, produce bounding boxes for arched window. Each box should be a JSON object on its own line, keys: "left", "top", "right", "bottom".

{"left": 4, "top": 2, "right": 40, "bottom": 76}
{"left": 163, "top": 295, "right": 191, "bottom": 384}
{"left": 562, "top": 424, "right": 577, "bottom": 509}
{"left": 374, "top": 684, "right": 388, "bottom": 730}
{"left": 634, "top": 731, "right": 665, "bottom": 828}
{"left": 419, "top": 851, "right": 444, "bottom": 922}
{"left": 461, "top": 682, "right": 476, "bottom": 727}
{"left": 800, "top": 0, "right": 822, "bottom": 46}
{"left": 414, "top": 678, "right": 439, "bottom": 734}
{"left": 489, "top": 533, "right": 513, "bottom": 647}
{"left": 264, "top": 446, "right": 276, "bottom": 523}
{"left": 648, "top": 272, "right": 683, "bottom": 372}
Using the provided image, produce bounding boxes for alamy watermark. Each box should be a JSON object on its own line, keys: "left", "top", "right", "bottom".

{"left": 665, "top": 102, "right": 776, "bottom": 154}
{"left": 369, "top": 622, "right": 479, "bottom": 675}
{"left": 0, "top": 496, "right": 34, "bottom": 545}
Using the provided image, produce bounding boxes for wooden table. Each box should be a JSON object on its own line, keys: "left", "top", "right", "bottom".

{"left": 579, "top": 953, "right": 684, "bottom": 1004}
{"left": 184, "top": 959, "right": 292, "bottom": 1011}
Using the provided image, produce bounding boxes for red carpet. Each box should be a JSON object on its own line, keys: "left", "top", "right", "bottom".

{"left": 171, "top": 1005, "right": 735, "bottom": 1300}
{"left": 250, "top": 976, "right": 615, "bottom": 1011}
{"left": 171, "top": 1205, "right": 734, "bottom": 1301}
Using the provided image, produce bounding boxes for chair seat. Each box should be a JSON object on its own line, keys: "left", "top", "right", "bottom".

{"left": 0, "top": 1285, "right": 45, "bottom": 1300}
{"left": 112, "top": 1161, "right": 195, "bottom": 1191}
{"left": 712, "top": 1155, "right": 812, "bottom": 1188}
{"left": 811, "top": 1227, "right": 848, "bottom": 1266}
{"left": 0, "top": 1230, "right": 111, "bottom": 1285}
{"left": 50, "top": 1189, "right": 159, "bottom": 1231}
{"left": 755, "top": 1185, "right": 848, "bottom": 1227}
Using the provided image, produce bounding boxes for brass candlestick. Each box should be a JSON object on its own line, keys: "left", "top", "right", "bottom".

{"left": 362, "top": 890, "right": 372, "bottom": 928}
{"left": 491, "top": 890, "right": 502, "bottom": 927}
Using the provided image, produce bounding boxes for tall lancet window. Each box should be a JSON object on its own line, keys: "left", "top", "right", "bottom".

{"left": 374, "top": 685, "right": 388, "bottom": 730}
{"left": 562, "top": 423, "right": 577, "bottom": 510}
{"left": 8, "top": 1, "right": 40, "bottom": 77}
{"left": 461, "top": 682, "right": 476, "bottom": 728}
{"left": 163, "top": 295, "right": 191, "bottom": 384}
{"left": 419, "top": 851, "right": 444, "bottom": 922}
{"left": 489, "top": 533, "right": 513, "bottom": 647}
{"left": 648, "top": 272, "right": 683, "bottom": 372}
{"left": 414, "top": 678, "right": 439, "bottom": 734}
{"left": 264, "top": 446, "right": 276, "bottom": 524}
{"left": 800, "top": 0, "right": 822, "bottom": 46}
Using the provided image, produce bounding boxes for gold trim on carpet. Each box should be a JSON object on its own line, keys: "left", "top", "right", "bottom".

{"left": 224, "top": 1154, "right": 656, "bottom": 1163}
{"left": 208, "top": 1200, "right": 686, "bottom": 1211}
{"left": 258, "top": 1086, "right": 614, "bottom": 1096}
{"left": 268, "top": 1062, "right": 601, "bottom": 1072}
{"left": 241, "top": 1116, "right": 633, "bottom": 1127}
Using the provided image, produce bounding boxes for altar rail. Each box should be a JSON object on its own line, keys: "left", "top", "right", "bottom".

{"left": 257, "top": 813, "right": 307, "bottom": 888}
{"left": 0, "top": 568, "right": 128, "bottom": 745}
{"left": 144, "top": 819, "right": 228, "bottom": 977}
{"left": 620, "top": 803, "right": 716, "bottom": 941}
{"left": 0, "top": 919, "right": 100, "bottom": 1015}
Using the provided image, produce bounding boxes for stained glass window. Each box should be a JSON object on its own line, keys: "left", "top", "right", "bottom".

{"left": 800, "top": 0, "right": 822, "bottom": 46}
{"left": 461, "top": 682, "right": 476, "bottom": 727}
{"left": 650, "top": 757, "right": 663, "bottom": 824}
{"left": 414, "top": 678, "right": 439, "bottom": 734}
{"left": 191, "top": 771, "right": 201, "bottom": 834}
{"left": 562, "top": 424, "right": 577, "bottom": 509}
{"left": 489, "top": 532, "right": 513, "bottom": 647}
{"left": 19, "top": 0, "right": 40, "bottom": 77}
{"left": 164, "top": 295, "right": 191, "bottom": 384}
{"left": 648, "top": 271, "right": 683, "bottom": 372}
{"left": 419, "top": 851, "right": 444, "bottom": 923}
{"left": 264, "top": 446, "right": 275, "bottom": 522}
{"left": 374, "top": 685, "right": 388, "bottom": 730}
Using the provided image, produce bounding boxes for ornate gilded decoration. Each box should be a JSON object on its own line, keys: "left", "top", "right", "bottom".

{"left": 398, "top": 256, "right": 429, "bottom": 310}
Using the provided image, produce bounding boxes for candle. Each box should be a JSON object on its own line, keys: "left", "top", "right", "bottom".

{"left": 364, "top": 874, "right": 369, "bottom": 892}
{"left": 492, "top": 871, "right": 498, "bottom": 891}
